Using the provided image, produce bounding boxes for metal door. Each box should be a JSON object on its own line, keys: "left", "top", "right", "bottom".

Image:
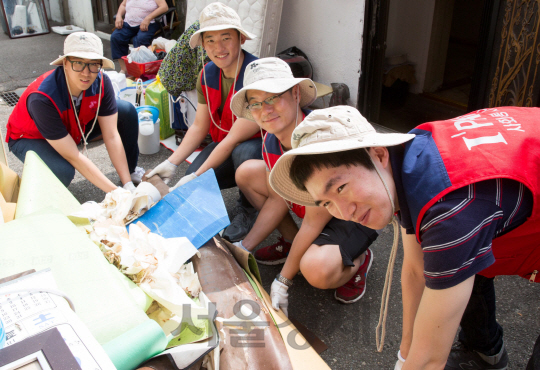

{"left": 91, "top": 0, "right": 119, "bottom": 33}
{"left": 469, "top": 0, "right": 540, "bottom": 110}
{"left": 357, "top": 0, "right": 391, "bottom": 123}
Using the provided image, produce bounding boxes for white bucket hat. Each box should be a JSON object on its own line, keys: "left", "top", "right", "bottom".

{"left": 269, "top": 105, "right": 415, "bottom": 206}
{"left": 230, "top": 57, "right": 318, "bottom": 121}
{"left": 50, "top": 32, "right": 115, "bottom": 70}
{"left": 189, "top": 2, "right": 256, "bottom": 49}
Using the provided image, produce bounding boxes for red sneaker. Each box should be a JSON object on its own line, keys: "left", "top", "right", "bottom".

{"left": 254, "top": 237, "right": 292, "bottom": 265}
{"left": 335, "top": 248, "right": 373, "bottom": 304}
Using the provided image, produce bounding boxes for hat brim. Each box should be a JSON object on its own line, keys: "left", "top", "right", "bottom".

{"left": 50, "top": 52, "right": 115, "bottom": 70}
{"left": 189, "top": 25, "right": 256, "bottom": 48}
{"left": 231, "top": 78, "right": 318, "bottom": 121}
{"left": 269, "top": 133, "right": 415, "bottom": 206}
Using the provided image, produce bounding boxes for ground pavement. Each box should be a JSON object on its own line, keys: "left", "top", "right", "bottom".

{"left": 0, "top": 29, "right": 538, "bottom": 369}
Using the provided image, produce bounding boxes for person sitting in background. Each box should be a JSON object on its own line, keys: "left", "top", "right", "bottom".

{"left": 148, "top": 2, "right": 262, "bottom": 242}
{"left": 6, "top": 32, "right": 142, "bottom": 193}
{"left": 111, "top": 0, "right": 168, "bottom": 73}
{"left": 229, "top": 58, "right": 379, "bottom": 315}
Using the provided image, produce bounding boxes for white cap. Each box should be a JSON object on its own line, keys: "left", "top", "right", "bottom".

{"left": 269, "top": 106, "right": 416, "bottom": 206}
{"left": 50, "top": 32, "right": 114, "bottom": 69}
{"left": 189, "top": 2, "right": 256, "bottom": 48}
{"left": 230, "top": 58, "right": 318, "bottom": 121}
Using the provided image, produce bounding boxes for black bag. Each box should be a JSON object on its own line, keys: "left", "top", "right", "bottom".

{"left": 276, "top": 46, "right": 313, "bottom": 80}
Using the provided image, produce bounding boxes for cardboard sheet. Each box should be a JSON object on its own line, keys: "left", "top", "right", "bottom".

{"left": 136, "top": 169, "right": 229, "bottom": 248}
{"left": 221, "top": 238, "right": 331, "bottom": 370}
{"left": 0, "top": 126, "right": 8, "bottom": 166}
{"left": 0, "top": 192, "right": 16, "bottom": 223}
{"left": 15, "top": 151, "right": 80, "bottom": 219}
{"left": 0, "top": 162, "right": 19, "bottom": 203}
{"left": 0, "top": 209, "right": 149, "bottom": 344}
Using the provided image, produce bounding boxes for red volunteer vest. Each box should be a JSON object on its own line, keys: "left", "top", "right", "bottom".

{"left": 6, "top": 67, "right": 104, "bottom": 144}
{"left": 407, "top": 107, "right": 540, "bottom": 281}
{"left": 199, "top": 51, "right": 258, "bottom": 143}
{"left": 262, "top": 110, "right": 310, "bottom": 219}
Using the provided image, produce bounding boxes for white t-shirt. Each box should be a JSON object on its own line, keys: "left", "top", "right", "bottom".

{"left": 125, "top": 0, "right": 158, "bottom": 27}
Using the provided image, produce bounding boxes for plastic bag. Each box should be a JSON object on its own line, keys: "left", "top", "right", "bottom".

{"left": 128, "top": 46, "right": 158, "bottom": 64}
{"left": 145, "top": 75, "right": 175, "bottom": 140}
{"left": 151, "top": 37, "right": 170, "bottom": 50}
{"left": 164, "top": 39, "right": 177, "bottom": 53}
{"left": 104, "top": 71, "right": 127, "bottom": 97}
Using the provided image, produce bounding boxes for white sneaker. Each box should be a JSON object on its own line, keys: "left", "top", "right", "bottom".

{"left": 130, "top": 166, "right": 145, "bottom": 185}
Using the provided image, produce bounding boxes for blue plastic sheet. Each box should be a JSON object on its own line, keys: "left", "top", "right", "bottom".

{"left": 136, "top": 169, "right": 230, "bottom": 248}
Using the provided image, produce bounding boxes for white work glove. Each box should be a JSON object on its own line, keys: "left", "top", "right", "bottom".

{"left": 394, "top": 350, "right": 405, "bottom": 370}
{"left": 147, "top": 160, "right": 177, "bottom": 184}
{"left": 134, "top": 182, "right": 162, "bottom": 204}
{"left": 232, "top": 240, "right": 252, "bottom": 254}
{"left": 169, "top": 173, "right": 197, "bottom": 192}
{"left": 123, "top": 181, "right": 136, "bottom": 192}
{"left": 270, "top": 279, "right": 289, "bottom": 317}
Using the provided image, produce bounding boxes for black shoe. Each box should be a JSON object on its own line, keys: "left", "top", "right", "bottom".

{"left": 445, "top": 341, "right": 509, "bottom": 370}
{"left": 222, "top": 205, "right": 258, "bottom": 242}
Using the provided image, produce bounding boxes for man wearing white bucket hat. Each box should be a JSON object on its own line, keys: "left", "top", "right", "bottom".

{"left": 229, "top": 58, "right": 379, "bottom": 315}
{"left": 6, "top": 32, "right": 143, "bottom": 193}
{"left": 148, "top": 2, "right": 262, "bottom": 241}
{"left": 269, "top": 106, "right": 540, "bottom": 369}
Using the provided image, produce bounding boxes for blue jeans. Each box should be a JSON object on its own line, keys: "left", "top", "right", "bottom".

{"left": 185, "top": 137, "right": 262, "bottom": 207}
{"left": 110, "top": 21, "right": 161, "bottom": 60}
{"left": 9, "top": 100, "right": 139, "bottom": 187}
{"left": 527, "top": 334, "right": 540, "bottom": 370}
{"left": 461, "top": 275, "right": 540, "bottom": 368}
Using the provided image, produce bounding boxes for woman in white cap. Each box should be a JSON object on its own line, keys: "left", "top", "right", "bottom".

{"left": 148, "top": 2, "right": 263, "bottom": 242}
{"left": 6, "top": 32, "right": 143, "bottom": 192}
{"left": 269, "top": 105, "right": 540, "bottom": 369}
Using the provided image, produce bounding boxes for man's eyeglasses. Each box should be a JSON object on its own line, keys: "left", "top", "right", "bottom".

{"left": 67, "top": 58, "right": 102, "bottom": 73}
{"left": 246, "top": 88, "right": 292, "bottom": 111}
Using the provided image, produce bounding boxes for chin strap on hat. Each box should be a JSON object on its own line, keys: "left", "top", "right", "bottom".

{"left": 200, "top": 34, "right": 242, "bottom": 134}
{"left": 366, "top": 148, "right": 400, "bottom": 352}
{"left": 63, "top": 66, "right": 102, "bottom": 157}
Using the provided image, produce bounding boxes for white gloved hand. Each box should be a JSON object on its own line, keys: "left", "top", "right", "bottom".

{"left": 134, "top": 182, "right": 162, "bottom": 204}
{"left": 169, "top": 173, "right": 197, "bottom": 192}
{"left": 232, "top": 240, "right": 252, "bottom": 254}
{"left": 147, "top": 160, "right": 177, "bottom": 184}
{"left": 394, "top": 350, "right": 405, "bottom": 370}
{"left": 123, "top": 181, "right": 136, "bottom": 192}
{"left": 270, "top": 279, "right": 289, "bottom": 317}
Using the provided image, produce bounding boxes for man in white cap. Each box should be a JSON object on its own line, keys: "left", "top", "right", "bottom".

{"left": 148, "top": 2, "right": 262, "bottom": 241}
{"left": 269, "top": 105, "right": 540, "bottom": 369}
{"left": 6, "top": 32, "right": 143, "bottom": 192}
{"left": 229, "top": 58, "right": 379, "bottom": 315}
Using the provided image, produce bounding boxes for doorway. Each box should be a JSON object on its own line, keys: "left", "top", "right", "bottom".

{"left": 360, "top": 0, "right": 485, "bottom": 132}
{"left": 91, "top": 0, "right": 119, "bottom": 34}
